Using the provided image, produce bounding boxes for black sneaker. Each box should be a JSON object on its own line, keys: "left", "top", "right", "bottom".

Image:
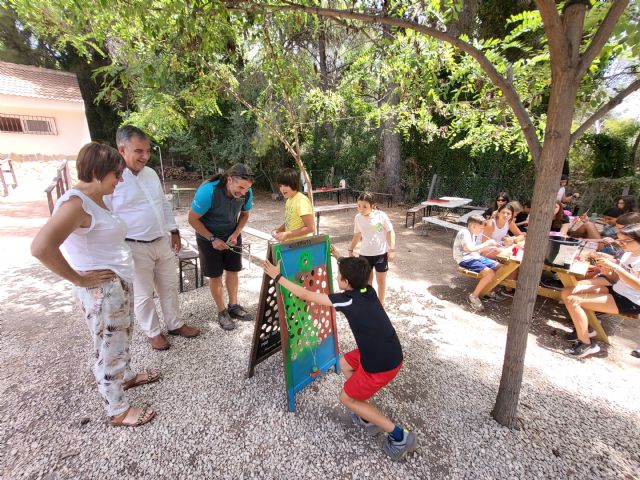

{"left": 564, "top": 341, "right": 600, "bottom": 359}
{"left": 483, "top": 291, "right": 505, "bottom": 303}
{"left": 540, "top": 278, "right": 564, "bottom": 290}
{"left": 564, "top": 328, "right": 597, "bottom": 342}
{"left": 499, "top": 288, "right": 514, "bottom": 298}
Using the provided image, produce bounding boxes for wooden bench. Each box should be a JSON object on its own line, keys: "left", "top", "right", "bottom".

{"left": 243, "top": 226, "right": 273, "bottom": 242}
{"left": 422, "top": 216, "right": 465, "bottom": 234}
{"left": 405, "top": 204, "right": 426, "bottom": 228}
{"left": 456, "top": 209, "right": 486, "bottom": 225}
{"left": 0, "top": 158, "right": 18, "bottom": 196}
{"left": 45, "top": 160, "right": 71, "bottom": 214}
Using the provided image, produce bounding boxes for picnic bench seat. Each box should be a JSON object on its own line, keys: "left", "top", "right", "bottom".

{"left": 456, "top": 209, "right": 486, "bottom": 225}
{"left": 405, "top": 204, "right": 426, "bottom": 228}
{"left": 422, "top": 216, "right": 465, "bottom": 233}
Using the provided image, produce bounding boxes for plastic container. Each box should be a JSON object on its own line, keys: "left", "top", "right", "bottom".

{"left": 545, "top": 236, "right": 580, "bottom": 268}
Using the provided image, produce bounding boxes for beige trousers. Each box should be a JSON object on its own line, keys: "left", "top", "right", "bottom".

{"left": 128, "top": 238, "right": 182, "bottom": 337}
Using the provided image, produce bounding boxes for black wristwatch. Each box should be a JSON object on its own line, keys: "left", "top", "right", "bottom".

{"left": 209, "top": 235, "right": 216, "bottom": 242}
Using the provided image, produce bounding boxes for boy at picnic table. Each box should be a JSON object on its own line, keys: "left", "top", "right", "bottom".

{"left": 453, "top": 214, "right": 503, "bottom": 312}
{"left": 262, "top": 250, "right": 417, "bottom": 461}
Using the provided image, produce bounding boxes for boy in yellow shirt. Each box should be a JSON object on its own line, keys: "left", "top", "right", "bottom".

{"left": 271, "top": 169, "right": 315, "bottom": 241}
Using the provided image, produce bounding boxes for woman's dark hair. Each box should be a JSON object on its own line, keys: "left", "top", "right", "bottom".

{"left": 615, "top": 195, "right": 637, "bottom": 213}
{"left": 76, "top": 142, "right": 124, "bottom": 182}
{"left": 357, "top": 192, "right": 377, "bottom": 207}
{"left": 276, "top": 168, "right": 301, "bottom": 191}
{"left": 617, "top": 212, "right": 640, "bottom": 226}
{"left": 551, "top": 200, "right": 566, "bottom": 231}
{"left": 561, "top": 174, "right": 569, "bottom": 182}
{"left": 618, "top": 223, "right": 640, "bottom": 243}
{"left": 207, "top": 163, "right": 254, "bottom": 187}
{"left": 602, "top": 207, "right": 623, "bottom": 218}
{"left": 337, "top": 256, "right": 371, "bottom": 290}
{"left": 492, "top": 192, "right": 510, "bottom": 210}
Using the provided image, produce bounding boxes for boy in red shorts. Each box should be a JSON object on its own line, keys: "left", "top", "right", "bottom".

{"left": 263, "top": 251, "right": 417, "bottom": 460}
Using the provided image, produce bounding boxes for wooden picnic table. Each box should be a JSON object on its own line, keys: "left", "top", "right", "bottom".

{"left": 471, "top": 247, "right": 609, "bottom": 344}
{"left": 312, "top": 187, "right": 348, "bottom": 204}
{"left": 314, "top": 203, "right": 358, "bottom": 233}
{"left": 421, "top": 196, "right": 473, "bottom": 210}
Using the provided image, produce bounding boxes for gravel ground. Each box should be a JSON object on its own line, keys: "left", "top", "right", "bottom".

{"left": 1, "top": 188, "right": 639, "bottom": 479}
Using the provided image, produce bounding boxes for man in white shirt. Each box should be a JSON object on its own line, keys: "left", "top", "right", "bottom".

{"left": 107, "top": 125, "right": 199, "bottom": 350}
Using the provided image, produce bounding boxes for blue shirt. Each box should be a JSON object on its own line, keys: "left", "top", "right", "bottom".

{"left": 191, "top": 180, "right": 253, "bottom": 239}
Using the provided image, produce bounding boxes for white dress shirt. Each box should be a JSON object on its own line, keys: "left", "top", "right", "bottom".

{"left": 104, "top": 166, "right": 178, "bottom": 240}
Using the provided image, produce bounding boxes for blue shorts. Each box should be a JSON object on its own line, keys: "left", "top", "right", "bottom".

{"left": 459, "top": 257, "right": 498, "bottom": 273}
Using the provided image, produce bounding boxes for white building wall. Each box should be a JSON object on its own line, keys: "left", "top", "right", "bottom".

{"left": 0, "top": 94, "right": 92, "bottom": 155}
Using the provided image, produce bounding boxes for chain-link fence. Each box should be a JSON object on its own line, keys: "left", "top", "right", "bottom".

{"left": 575, "top": 176, "right": 640, "bottom": 214}
{"left": 428, "top": 173, "right": 535, "bottom": 207}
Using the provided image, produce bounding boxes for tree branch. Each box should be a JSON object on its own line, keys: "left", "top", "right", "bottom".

{"left": 570, "top": 78, "right": 640, "bottom": 145}
{"left": 535, "top": 0, "right": 569, "bottom": 62}
{"left": 576, "top": 0, "right": 629, "bottom": 80}
{"left": 226, "top": 1, "right": 543, "bottom": 165}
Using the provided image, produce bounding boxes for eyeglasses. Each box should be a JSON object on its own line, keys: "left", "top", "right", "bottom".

{"left": 616, "top": 238, "right": 636, "bottom": 245}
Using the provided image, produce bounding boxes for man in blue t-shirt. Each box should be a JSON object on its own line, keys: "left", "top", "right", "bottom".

{"left": 263, "top": 250, "right": 417, "bottom": 461}
{"left": 188, "top": 164, "right": 254, "bottom": 330}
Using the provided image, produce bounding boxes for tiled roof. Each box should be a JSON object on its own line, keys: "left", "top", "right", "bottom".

{"left": 0, "top": 61, "right": 84, "bottom": 103}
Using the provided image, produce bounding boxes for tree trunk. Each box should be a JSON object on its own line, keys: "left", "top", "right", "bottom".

{"left": 492, "top": 67, "right": 581, "bottom": 429}
{"left": 631, "top": 129, "right": 640, "bottom": 174}
{"left": 380, "top": 1, "right": 402, "bottom": 199}
{"left": 448, "top": 0, "right": 479, "bottom": 37}
{"left": 381, "top": 88, "right": 402, "bottom": 198}
{"left": 318, "top": 20, "right": 336, "bottom": 144}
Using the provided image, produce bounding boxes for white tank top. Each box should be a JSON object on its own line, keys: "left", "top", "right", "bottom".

{"left": 490, "top": 218, "right": 510, "bottom": 243}
{"left": 54, "top": 189, "right": 134, "bottom": 283}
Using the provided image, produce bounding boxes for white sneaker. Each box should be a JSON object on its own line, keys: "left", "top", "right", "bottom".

{"left": 467, "top": 294, "right": 484, "bottom": 312}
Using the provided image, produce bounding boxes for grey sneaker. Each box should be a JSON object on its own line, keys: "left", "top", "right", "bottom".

{"left": 218, "top": 309, "right": 236, "bottom": 331}
{"left": 564, "top": 340, "right": 600, "bottom": 359}
{"left": 228, "top": 303, "right": 254, "bottom": 322}
{"left": 564, "top": 328, "right": 597, "bottom": 342}
{"left": 349, "top": 412, "right": 382, "bottom": 436}
{"left": 467, "top": 294, "right": 484, "bottom": 312}
{"left": 382, "top": 430, "right": 417, "bottom": 461}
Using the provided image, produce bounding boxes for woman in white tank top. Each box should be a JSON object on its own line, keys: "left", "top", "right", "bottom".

{"left": 483, "top": 204, "right": 525, "bottom": 254}
{"left": 31, "top": 142, "right": 158, "bottom": 427}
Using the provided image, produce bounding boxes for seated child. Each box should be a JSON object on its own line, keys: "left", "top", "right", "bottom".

{"left": 262, "top": 253, "right": 417, "bottom": 461}
{"left": 271, "top": 168, "right": 315, "bottom": 241}
{"left": 515, "top": 200, "right": 530, "bottom": 232}
{"left": 453, "top": 214, "right": 502, "bottom": 311}
{"left": 560, "top": 224, "right": 640, "bottom": 359}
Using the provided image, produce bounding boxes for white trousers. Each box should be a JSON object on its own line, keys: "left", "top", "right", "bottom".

{"left": 128, "top": 238, "right": 182, "bottom": 337}
{"left": 75, "top": 278, "right": 135, "bottom": 417}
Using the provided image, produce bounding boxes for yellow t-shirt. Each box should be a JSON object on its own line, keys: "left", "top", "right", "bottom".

{"left": 284, "top": 192, "right": 314, "bottom": 240}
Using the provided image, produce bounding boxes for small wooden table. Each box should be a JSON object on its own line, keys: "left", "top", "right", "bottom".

{"left": 170, "top": 187, "right": 196, "bottom": 209}
{"left": 314, "top": 203, "right": 358, "bottom": 233}
{"left": 472, "top": 248, "right": 609, "bottom": 343}
{"left": 312, "top": 187, "right": 348, "bottom": 204}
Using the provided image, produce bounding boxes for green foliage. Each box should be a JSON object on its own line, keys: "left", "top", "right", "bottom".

{"left": 584, "top": 133, "right": 632, "bottom": 178}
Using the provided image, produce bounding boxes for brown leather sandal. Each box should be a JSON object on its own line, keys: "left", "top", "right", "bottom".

{"left": 122, "top": 369, "right": 161, "bottom": 391}
{"left": 109, "top": 405, "right": 156, "bottom": 427}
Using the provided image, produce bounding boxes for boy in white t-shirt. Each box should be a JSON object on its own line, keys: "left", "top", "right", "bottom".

{"left": 348, "top": 192, "right": 395, "bottom": 305}
{"left": 453, "top": 214, "right": 502, "bottom": 312}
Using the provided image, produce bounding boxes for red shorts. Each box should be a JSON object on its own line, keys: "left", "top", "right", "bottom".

{"left": 343, "top": 349, "right": 402, "bottom": 401}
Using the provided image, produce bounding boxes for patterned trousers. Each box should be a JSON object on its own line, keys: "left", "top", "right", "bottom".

{"left": 75, "top": 277, "right": 136, "bottom": 417}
